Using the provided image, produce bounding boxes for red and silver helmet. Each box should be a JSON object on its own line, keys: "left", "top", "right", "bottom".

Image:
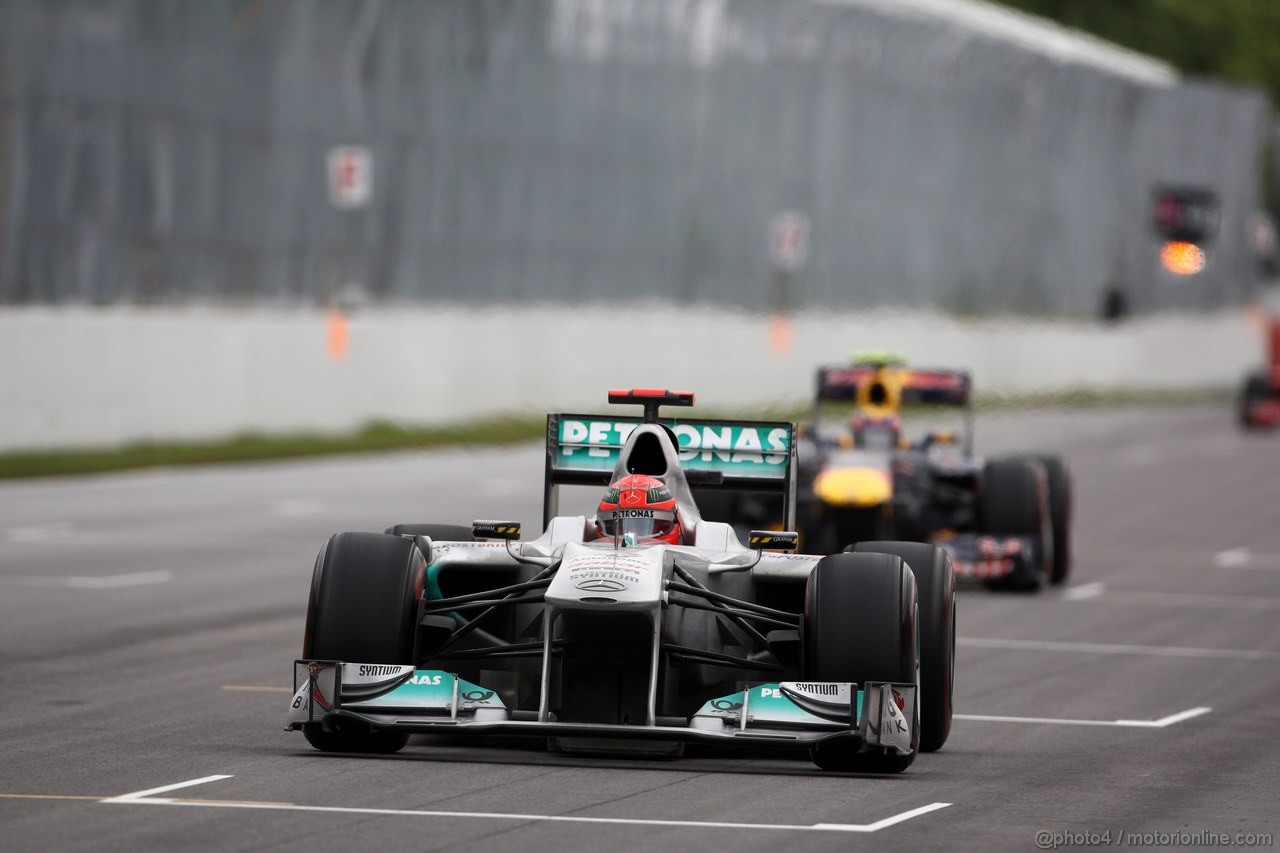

{"left": 597, "top": 474, "right": 680, "bottom": 544}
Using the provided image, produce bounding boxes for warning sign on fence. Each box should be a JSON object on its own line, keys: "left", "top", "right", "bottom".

{"left": 327, "top": 146, "right": 373, "bottom": 209}
{"left": 770, "top": 211, "right": 810, "bottom": 273}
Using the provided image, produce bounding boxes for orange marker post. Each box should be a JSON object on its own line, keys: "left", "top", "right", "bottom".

{"left": 327, "top": 310, "right": 349, "bottom": 361}
{"left": 769, "top": 314, "right": 793, "bottom": 355}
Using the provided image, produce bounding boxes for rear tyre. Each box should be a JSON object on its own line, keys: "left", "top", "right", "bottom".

{"left": 804, "top": 552, "right": 919, "bottom": 773}
{"left": 1034, "top": 455, "right": 1072, "bottom": 585}
{"left": 301, "top": 532, "right": 424, "bottom": 754}
{"left": 979, "top": 458, "right": 1049, "bottom": 589}
{"left": 852, "top": 542, "right": 955, "bottom": 752}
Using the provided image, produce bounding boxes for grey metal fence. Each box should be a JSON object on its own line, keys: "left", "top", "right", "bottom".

{"left": 0, "top": 0, "right": 1270, "bottom": 314}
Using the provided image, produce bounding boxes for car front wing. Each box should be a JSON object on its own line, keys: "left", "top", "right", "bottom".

{"left": 934, "top": 533, "right": 1042, "bottom": 583}
{"left": 286, "top": 661, "right": 917, "bottom": 756}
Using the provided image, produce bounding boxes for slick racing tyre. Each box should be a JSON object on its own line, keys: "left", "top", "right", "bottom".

{"left": 803, "top": 552, "right": 919, "bottom": 773}
{"left": 302, "top": 532, "right": 424, "bottom": 754}
{"left": 979, "top": 457, "right": 1049, "bottom": 589}
{"left": 852, "top": 542, "right": 955, "bottom": 753}
{"left": 1034, "top": 455, "right": 1072, "bottom": 585}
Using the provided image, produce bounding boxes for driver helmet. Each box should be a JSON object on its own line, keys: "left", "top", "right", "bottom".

{"left": 597, "top": 474, "right": 681, "bottom": 545}
{"left": 849, "top": 412, "right": 902, "bottom": 450}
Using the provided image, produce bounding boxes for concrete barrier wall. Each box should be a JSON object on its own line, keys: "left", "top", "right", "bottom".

{"left": 0, "top": 307, "right": 1256, "bottom": 451}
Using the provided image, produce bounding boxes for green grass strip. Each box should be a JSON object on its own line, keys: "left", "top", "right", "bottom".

{"left": 0, "top": 386, "right": 1232, "bottom": 481}
{"left": 0, "top": 416, "right": 546, "bottom": 480}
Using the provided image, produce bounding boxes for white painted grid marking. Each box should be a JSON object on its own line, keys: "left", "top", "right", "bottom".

{"left": 1115, "top": 707, "right": 1213, "bottom": 727}
{"left": 99, "top": 775, "right": 950, "bottom": 832}
{"left": 1105, "top": 590, "right": 1280, "bottom": 609}
{"left": 1061, "top": 583, "right": 1280, "bottom": 609}
{"left": 956, "top": 706, "right": 1211, "bottom": 728}
{"left": 1214, "top": 547, "right": 1251, "bottom": 568}
{"left": 110, "top": 798, "right": 953, "bottom": 832}
{"left": 0, "top": 570, "right": 174, "bottom": 590}
{"left": 1074, "top": 546, "right": 1280, "bottom": 570}
{"left": 4, "top": 522, "right": 72, "bottom": 544}
{"left": 1213, "top": 548, "right": 1280, "bottom": 570}
{"left": 959, "top": 637, "right": 1280, "bottom": 662}
{"left": 1064, "top": 582, "right": 1104, "bottom": 600}
{"left": 62, "top": 571, "right": 173, "bottom": 589}
{"left": 103, "top": 775, "right": 234, "bottom": 802}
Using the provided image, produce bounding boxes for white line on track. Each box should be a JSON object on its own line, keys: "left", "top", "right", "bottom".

{"left": 1119, "top": 707, "right": 1214, "bottom": 727}
{"left": 102, "top": 775, "right": 235, "bottom": 803}
{"left": 0, "top": 570, "right": 175, "bottom": 589}
{"left": 1215, "top": 547, "right": 1252, "bottom": 568}
{"left": 61, "top": 570, "right": 173, "bottom": 589}
{"left": 958, "top": 637, "right": 1280, "bottom": 661}
{"left": 1061, "top": 583, "right": 1280, "bottom": 609}
{"left": 1064, "top": 582, "right": 1105, "bottom": 600}
{"left": 956, "top": 706, "right": 1211, "bottom": 728}
{"left": 1106, "top": 590, "right": 1280, "bottom": 609}
{"left": 3, "top": 523, "right": 72, "bottom": 544}
{"left": 1213, "top": 547, "right": 1280, "bottom": 570}
{"left": 98, "top": 776, "right": 950, "bottom": 832}
{"left": 1081, "top": 546, "right": 1280, "bottom": 568}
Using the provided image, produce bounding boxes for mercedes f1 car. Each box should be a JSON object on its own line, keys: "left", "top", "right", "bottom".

{"left": 287, "top": 389, "right": 956, "bottom": 772}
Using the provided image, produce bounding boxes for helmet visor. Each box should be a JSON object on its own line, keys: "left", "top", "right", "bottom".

{"left": 599, "top": 508, "right": 677, "bottom": 540}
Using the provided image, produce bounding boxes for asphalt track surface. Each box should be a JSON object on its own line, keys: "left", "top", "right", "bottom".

{"left": 2, "top": 404, "right": 1279, "bottom": 852}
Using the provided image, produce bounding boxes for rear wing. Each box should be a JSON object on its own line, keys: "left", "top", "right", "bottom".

{"left": 815, "top": 365, "right": 972, "bottom": 407}
{"left": 544, "top": 412, "right": 798, "bottom": 530}
{"left": 813, "top": 365, "right": 974, "bottom": 454}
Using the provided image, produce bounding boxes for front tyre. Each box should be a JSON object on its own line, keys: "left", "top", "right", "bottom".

{"left": 301, "top": 532, "right": 424, "bottom": 754}
{"left": 803, "top": 552, "right": 919, "bottom": 773}
{"left": 852, "top": 542, "right": 955, "bottom": 752}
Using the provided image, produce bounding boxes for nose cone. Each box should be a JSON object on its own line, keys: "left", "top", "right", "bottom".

{"left": 814, "top": 467, "right": 892, "bottom": 507}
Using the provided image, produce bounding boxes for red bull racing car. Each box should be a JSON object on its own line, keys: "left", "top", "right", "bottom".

{"left": 707, "top": 357, "right": 1072, "bottom": 588}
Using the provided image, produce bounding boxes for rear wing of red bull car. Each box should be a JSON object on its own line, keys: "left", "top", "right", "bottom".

{"left": 814, "top": 364, "right": 975, "bottom": 454}
{"left": 544, "top": 389, "right": 799, "bottom": 531}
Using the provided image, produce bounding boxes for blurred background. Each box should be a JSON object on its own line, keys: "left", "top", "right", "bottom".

{"left": 1, "top": 0, "right": 1278, "bottom": 457}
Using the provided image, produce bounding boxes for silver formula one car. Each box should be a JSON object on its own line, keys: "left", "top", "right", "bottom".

{"left": 286, "top": 389, "right": 956, "bottom": 772}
